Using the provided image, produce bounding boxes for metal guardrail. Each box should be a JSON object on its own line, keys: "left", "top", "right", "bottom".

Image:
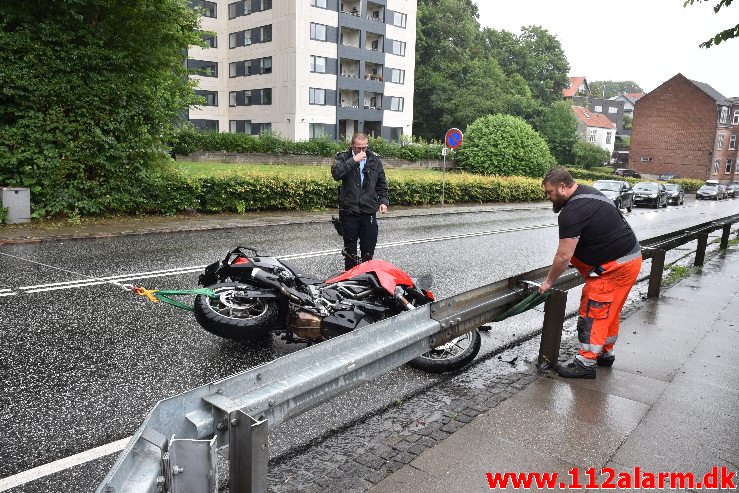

{"left": 98, "top": 214, "right": 739, "bottom": 493}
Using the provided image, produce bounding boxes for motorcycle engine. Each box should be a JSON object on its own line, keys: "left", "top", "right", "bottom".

{"left": 287, "top": 308, "right": 323, "bottom": 341}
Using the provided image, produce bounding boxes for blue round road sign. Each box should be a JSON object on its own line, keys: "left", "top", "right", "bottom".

{"left": 445, "top": 128, "right": 463, "bottom": 149}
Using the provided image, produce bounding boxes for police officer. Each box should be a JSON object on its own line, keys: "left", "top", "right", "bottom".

{"left": 540, "top": 168, "right": 642, "bottom": 379}
{"left": 332, "top": 132, "right": 389, "bottom": 270}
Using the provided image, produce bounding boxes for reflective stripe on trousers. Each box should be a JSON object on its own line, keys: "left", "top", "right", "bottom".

{"left": 570, "top": 251, "right": 642, "bottom": 367}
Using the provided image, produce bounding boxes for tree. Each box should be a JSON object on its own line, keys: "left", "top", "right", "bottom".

{"left": 572, "top": 141, "right": 610, "bottom": 170}
{"left": 456, "top": 114, "right": 553, "bottom": 177}
{"left": 588, "top": 81, "right": 644, "bottom": 99}
{"left": 684, "top": 0, "right": 739, "bottom": 48}
{"left": 0, "top": 0, "right": 203, "bottom": 216}
{"left": 532, "top": 101, "right": 578, "bottom": 165}
{"left": 482, "top": 26, "right": 571, "bottom": 106}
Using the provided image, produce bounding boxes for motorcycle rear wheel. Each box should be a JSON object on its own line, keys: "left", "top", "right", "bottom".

{"left": 194, "top": 282, "right": 278, "bottom": 340}
{"left": 408, "top": 329, "right": 481, "bottom": 373}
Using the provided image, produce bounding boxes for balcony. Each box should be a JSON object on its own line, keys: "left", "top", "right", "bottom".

{"left": 340, "top": 90, "right": 360, "bottom": 108}
{"left": 367, "top": 2, "right": 384, "bottom": 22}
{"left": 365, "top": 62, "right": 384, "bottom": 81}
{"left": 340, "top": 27, "right": 361, "bottom": 48}
{"left": 364, "top": 92, "right": 383, "bottom": 110}
{"left": 340, "top": 58, "right": 360, "bottom": 78}
{"left": 341, "top": 1, "right": 361, "bottom": 16}
{"left": 365, "top": 33, "right": 383, "bottom": 52}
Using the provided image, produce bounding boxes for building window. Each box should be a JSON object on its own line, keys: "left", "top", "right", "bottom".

{"left": 229, "top": 120, "right": 251, "bottom": 133}
{"left": 194, "top": 0, "right": 217, "bottom": 18}
{"left": 390, "top": 97, "right": 404, "bottom": 111}
{"left": 713, "top": 160, "right": 720, "bottom": 175}
{"left": 229, "top": 57, "right": 272, "bottom": 77}
{"left": 733, "top": 110, "right": 739, "bottom": 125}
{"left": 252, "top": 122, "right": 272, "bottom": 134}
{"left": 730, "top": 135, "right": 736, "bottom": 150}
{"left": 194, "top": 90, "right": 218, "bottom": 106}
{"left": 608, "top": 106, "right": 618, "bottom": 114}
{"left": 310, "top": 55, "right": 327, "bottom": 73}
{"left": 391, "top": 40, "right": 406, "bottom": 56}
{"left": 726, "top": 159, "right": 733, "bottom": 174}
{"left": 392, "top": 12, "right": 407, "bottom": 28}
{"left": 189, "top": 119, "right": 219, "bottom": 131}
{"left": 720, "top": 106, "right": 729, "bottom": 124}
{"left": 717, "top": 134, "right": 724, "bottom": 149}
{"left": 589, "top": 129, "right": 596, "bottom": 143}
{"left": 389, "top": 68, "right": 405, "bottom": 84}
{"left": 594, "top": 106, "right": 603, "bottom": 113}
{"left": 309, "top": 88, "right": 326, "bottom": 105}
{"left": 229, "top": 25, "right": 272, "bottom": 48}
{"left": 389, "top": 127, "right": 403, "bottom": 142}
{"left": 202, "top": 34, "right": 217, "bottom": 48}
{"left": 310, "top": 23, "right": 327, "bottom": 41}
{"left": 229, "top": 88, "right": 272, "bottom": 106}
{"left": 605, "top": 132, "right": 612, "bottom": 145}
{"left": 311, "top": 0, "right": 327, "bottom": 7}
{"left": 310, "top": 123, "right": 329, "bottom": 139}
{"left": 228, "top": 0, "right": 271, "bottom": 19}
{"left": 187, "top": 59, "right": 218, "bottom": 77}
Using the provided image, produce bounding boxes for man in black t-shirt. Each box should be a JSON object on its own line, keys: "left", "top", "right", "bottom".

{"left": 539, "top": 168, "right": 642, "bottom": 379}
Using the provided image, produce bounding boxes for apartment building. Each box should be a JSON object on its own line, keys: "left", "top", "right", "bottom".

{"left": 187, "top": 0, "right": 417, "bottom": 142}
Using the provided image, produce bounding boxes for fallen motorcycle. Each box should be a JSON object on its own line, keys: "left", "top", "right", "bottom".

{"left": 193, "top": 247, "right": 481, "bottom": 373}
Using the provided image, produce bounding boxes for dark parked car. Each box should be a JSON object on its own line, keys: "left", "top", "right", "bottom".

{"left": 658, "top": 173, "right": 679, "bottom": 181}
{"left": 632, "top": 182, "right": 668, "bottom": 208}
{"left": 663, "top": 183, "right": 685, "bottom": 205}
{"left": 592, "top": 180, "right": 634, "bottom": 212}
{"left": 697, "top": 180, "right": 727, "bottom": 200}
{"left": 613, "top": 168, "right": 642, "bottom": 178}
{"left": 726, "top": 183, "right": 739, "bottom": 198}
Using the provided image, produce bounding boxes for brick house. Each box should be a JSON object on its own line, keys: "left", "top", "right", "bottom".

{"left": 572, "top": 106, "right": 617, "bottom": 155}
{"left": 630, "top": 73, "right": 739, "bottom": 181}
{"left": 563, "top": 76, "right": 625, "bottom": 131}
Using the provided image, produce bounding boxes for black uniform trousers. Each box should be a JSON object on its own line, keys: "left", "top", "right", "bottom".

{"left": 340, "top": 212, "right": 378, "bottom": 270}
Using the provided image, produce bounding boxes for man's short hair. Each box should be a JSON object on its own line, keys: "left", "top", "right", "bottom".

{"left": 543, "top": 167, "right": 575, "bottom": 187}
{"left": 351, "top": 132, "right": 368, "bottom": 144}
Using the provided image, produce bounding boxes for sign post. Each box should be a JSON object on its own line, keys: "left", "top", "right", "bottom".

{"left": 442, "top": 128, "right": 463, "bottom": 206}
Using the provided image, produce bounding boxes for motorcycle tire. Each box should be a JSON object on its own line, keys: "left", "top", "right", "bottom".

{"left": 194, "top": 282, "right": 278, "bottom": 340}
{"left": 408, "top": 329, "right": 482, "bottom": 373}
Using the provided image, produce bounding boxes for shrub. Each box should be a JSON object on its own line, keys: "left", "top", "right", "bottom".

{"left": 455, "top": 114, "right": 554, "bottom": 178}
{"left": 0, "top": 207, "right": 7, "bottom": 224}
{"left": 572, "top": 141, "right": 610, "bottom": 170}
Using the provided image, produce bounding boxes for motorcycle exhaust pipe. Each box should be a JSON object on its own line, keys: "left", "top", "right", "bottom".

{"left": 394, "top": 286, "right": 415, "bottom": 311}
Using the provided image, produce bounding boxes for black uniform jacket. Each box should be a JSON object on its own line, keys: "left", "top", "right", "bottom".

{"left": 331, "top": 148, "right": 389, "bottom": 214}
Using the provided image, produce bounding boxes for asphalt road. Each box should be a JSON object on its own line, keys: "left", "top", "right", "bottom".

{"left": 1, "top": 197, "right": 738, "bottom": 492}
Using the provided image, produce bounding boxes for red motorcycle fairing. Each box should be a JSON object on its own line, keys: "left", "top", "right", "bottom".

{"left": 324, "top": 259, "right": 415, "bottom": 295}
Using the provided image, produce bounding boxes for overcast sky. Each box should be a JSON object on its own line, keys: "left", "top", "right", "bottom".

{"left": 473, "top": 0, "right": 738, "bottom": 97}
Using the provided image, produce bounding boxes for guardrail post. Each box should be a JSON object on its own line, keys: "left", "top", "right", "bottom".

{"left": 537, "top": 289, "right": 568, "bottom": 370}
{"left": 695, "top": 232, "right": 709, "bottom": 266}
{"left": 229, "top": 411, "right": 268, "bottom": 493}
{"left": 720, "top": 224, "right": 731, "bottom": 250}
{"left": 647, "top": 249, "right": 666, "bottom": 298}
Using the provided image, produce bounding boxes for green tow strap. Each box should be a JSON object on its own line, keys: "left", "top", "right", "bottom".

{"left": 152, "top": 288, "right": 219, "bottom": 312}
{"left": 492, "top": 290, "right": 550, "bottom": 322}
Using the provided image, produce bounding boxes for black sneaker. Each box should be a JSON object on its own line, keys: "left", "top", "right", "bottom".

{"left": 597, "top": 354, "right": 615, "bottom": 367}
{"left": 555, "top": 360, "right": 596, "bottom": 379}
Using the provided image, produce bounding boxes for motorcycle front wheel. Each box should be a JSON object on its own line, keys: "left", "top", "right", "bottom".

{"left": 194, "top": 282, "right": 278, "bottom": 340}
{"left": 408, "top": 329, "right": 482, "bottom": 373}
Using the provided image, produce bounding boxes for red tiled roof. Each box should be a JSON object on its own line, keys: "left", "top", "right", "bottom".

{"left": 562, "top": 76, "right": 586, "bottom": 98}
{"left": 626, "top": 92, "right": 644, "bottom": 101}
{"left": 572, "top": 106, "right": 616, "bottom": 129}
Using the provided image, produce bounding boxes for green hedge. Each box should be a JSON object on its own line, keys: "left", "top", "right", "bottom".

{"left": 170, "top": 129, "right": 444, "bottom": 162}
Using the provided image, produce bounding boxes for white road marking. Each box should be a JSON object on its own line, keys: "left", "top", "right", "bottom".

{"left": 0, "top": 437, "right": 130, "bottom": 492}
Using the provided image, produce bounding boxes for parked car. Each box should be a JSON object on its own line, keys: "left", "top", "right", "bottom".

{"left": 658, "top": 173, "right": 679, "bottom": 181}
{"left": 592, "top": 180, "right": 634, "bottom": 212}
{"left": 613, "top": 168, "right": 642, "bottom": 178}
{"left": 663, "top": 183, "right": 684, "bottom": 205}
{"left": 726, "top": 183, "right": 739, "bottom": 198}
{"left": 632, "top": 182, "right": 668, "bottom": 208}
{"left": 697, "top": 180, "right": 727, "bottom": 200}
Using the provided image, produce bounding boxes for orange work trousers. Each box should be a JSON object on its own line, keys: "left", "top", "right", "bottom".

{"left": 570, "top": 251, "right": 642, "bottom": 366}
